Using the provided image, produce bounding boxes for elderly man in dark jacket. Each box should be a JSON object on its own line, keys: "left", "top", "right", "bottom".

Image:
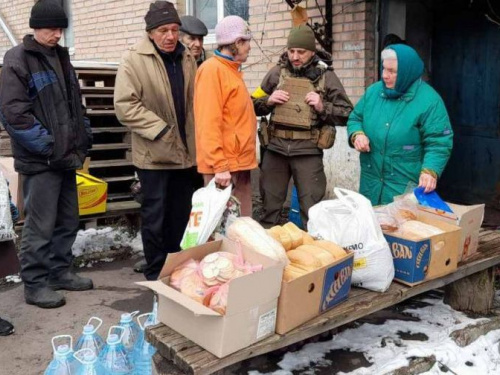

{"left": 252, "top": 25, "right": 353, "bottom": 225}
{"left": 0, "top": 0, "right": 93, "bottom": 308}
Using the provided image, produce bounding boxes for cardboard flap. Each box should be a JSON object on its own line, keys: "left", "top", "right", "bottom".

{"left": 76, "top": 173, "right": 106, "bottom": 185}
{"left": 136, "top": 281, "right": 221, "bottom": 317}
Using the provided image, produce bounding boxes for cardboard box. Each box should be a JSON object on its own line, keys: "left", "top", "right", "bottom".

{"left": 0, "top": 157, "right": 24, "bottom": 219}
{"left": 276, "top": 252, "right": 354, "bottom": 334}
{"left": 76, "top": 173, "right": 107, "bottom": 215}
{"left": 137, "top": 238, "right": 284, "bottom": 358}
{"left": 417, "top": 203, "right": 484, "bottom": 262}
{"left": 384, "top": 215, "right": 461, "bottom": 286}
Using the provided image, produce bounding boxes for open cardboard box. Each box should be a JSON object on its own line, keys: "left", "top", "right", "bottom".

{"left": 384, "top": 214, "right": 461, "bottom": 286}
{"left": 137, "top": 238, "right": 284, "bottom": 358}
{"left": 276, "top": 251, "right": 354, "bottom": 334}
{"left": 417, "top": 203, "right": 484, "bottom": 262}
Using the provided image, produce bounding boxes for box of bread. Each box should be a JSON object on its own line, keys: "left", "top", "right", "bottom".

{"left": 267, "top": 223, "right": 354, "bottom": 334}
{"left": 383, "top": 214, "right": 461, "bottom": 286}
{"left": 137, "top": 237, "right": 284, "bottom": 358}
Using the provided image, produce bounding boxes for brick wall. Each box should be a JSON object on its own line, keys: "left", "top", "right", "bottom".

{"left": 245, "top": 0, "right": 377, "bottom": 103}
{"left": 0, "top": 0, "right": 33, "bottom": 58}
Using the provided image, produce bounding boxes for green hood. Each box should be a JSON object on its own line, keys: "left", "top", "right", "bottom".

{"left": 383, "top": 44, "right": 424, "bottom": 99}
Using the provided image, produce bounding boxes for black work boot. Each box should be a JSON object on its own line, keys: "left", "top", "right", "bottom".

{"left": 133, "top": 259, "right": 147, "bottom": 273}
{"left": 48, "top": 271, "right": 94, "bottom": 291}
{"left": 25, "top": 286, "right": 66, "bottom": 309}
{"left": 0, "top": 318, "right": 14, "bottom": 336}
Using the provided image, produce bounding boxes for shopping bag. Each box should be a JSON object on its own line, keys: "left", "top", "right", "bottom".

{"left": 180, "top": 178, "right": 232, "bottom": 249}
{"left": 307, "top": 188, "right": 394, "bottom": 292}
{"left": 0, "top": 173, "right": 16, "bottom": 243}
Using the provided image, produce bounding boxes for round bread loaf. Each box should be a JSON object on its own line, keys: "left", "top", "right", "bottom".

{"left": 287, "top": 249, "right": 322, "bottom": 271}
{"left": 313, "top": 240, "right": 346, "bottom": 260}
{"left": 295, "top": 244, "right": 335, "bottom": 266}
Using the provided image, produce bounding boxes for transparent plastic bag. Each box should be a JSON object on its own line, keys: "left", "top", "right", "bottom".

{"left": 0, "top": 174, "right": 16, "bottom": 242}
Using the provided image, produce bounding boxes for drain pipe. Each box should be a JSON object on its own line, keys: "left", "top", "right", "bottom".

{"left": 0, "top": 12, "right": 18, "bottom": 46}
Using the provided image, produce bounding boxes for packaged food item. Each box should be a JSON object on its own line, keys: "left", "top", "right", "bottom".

{"left": 397, "top": 220, "right": 445, "bottom": 240}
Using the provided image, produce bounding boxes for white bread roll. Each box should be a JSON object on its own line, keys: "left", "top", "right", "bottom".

{"left": 287, "top": 249, "right": 322, "bottom": 271}
{"left": 295, "top": 244, "right": 335, "bottom": 266}
{"left": 267, "top": 226, "right": 293, "bottom": 251}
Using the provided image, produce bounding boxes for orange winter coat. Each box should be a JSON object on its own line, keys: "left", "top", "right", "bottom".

{"left": 194, "top": 56, "right": 257, "bottom": 174}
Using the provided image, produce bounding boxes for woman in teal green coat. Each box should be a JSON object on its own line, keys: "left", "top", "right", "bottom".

{"left": 347, "top": 44, "right": 453, "bottom": 206}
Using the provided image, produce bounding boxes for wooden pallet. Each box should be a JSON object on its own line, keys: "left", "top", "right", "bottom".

{"left": 147, "top": 229, "right": 500, "bottom": 375}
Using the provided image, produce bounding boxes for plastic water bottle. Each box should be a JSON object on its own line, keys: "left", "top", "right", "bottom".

{"left": 75, "top": 317, "right": 105, "bottom": 356}
{"left": 44, "top": 335, "right": 78, "bottom": 375}
{"left": 99, "top": 326, "right": 134, "bottom": 374}
{"left": 73, "top": 348, "right": 107, "bottom": 375}
{"left": 118, "top": 311, "right": 140, "bottom": 354}
{"left": 133, "top": 313, "right": 157, "bottom": 375}
{"left": 144, "top": 296, "right": 158, "bottom": 327}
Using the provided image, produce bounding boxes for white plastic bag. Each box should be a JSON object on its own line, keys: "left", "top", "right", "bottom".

{"left": 180, "top": 178, "right": 232, "bottom": 249}
{"left": 0, "top": 173, "right": 16, "bottom": 242}
{"left": 307, "top": 188, "right": 394, "bottom": 292}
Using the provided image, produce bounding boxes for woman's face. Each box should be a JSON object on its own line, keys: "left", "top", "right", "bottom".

{"left": 234, "top": 39, "right": 251, "bottom": 63}
{"left": 382, "top": 58, "right": 398, "bottom": 89}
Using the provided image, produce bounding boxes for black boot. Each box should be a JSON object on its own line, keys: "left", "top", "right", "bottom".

{"left": 0, "top": 318, "right": 14, "bottom": 336}
{"left": 133, "top": 259, "right": 147, "bottom": 273}
{"left": 48, "top": 271, "right": 94, "bottom": 291}
{"left": 25, "top": 286, "right": 66, "bottom": 309}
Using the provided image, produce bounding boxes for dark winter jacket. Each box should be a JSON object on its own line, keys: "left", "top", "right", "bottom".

{"left": 252, "top": 51, "right": 353, "bottom": 156}
{"left": 0, "top": 35, "right": 92, "bottom": 174}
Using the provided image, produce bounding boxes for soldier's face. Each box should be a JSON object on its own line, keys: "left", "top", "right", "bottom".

{"left": 149, "top": 23, "right": 180, "bottom": 53}
{"left": 288, "top": 48, "right": 315, "bottom": 69}
{"left": 34, "top": 28, "right": 63, "bottom": 48}
{"left": 181, "top": 34, "right": 204, "bottom": 60}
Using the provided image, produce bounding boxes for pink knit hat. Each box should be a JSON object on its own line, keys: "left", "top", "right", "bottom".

{"left": 215, "top": 15, "right": 252, "bottom": 45}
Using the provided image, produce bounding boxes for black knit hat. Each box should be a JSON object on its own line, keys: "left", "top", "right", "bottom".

{"left": 145, "top": 1, "right": 181, "bottom": 31}
{"left": 29, "top": 0, "right": 68, "bottom": 29}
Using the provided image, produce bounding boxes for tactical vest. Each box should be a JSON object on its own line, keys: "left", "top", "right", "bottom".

{"left": 271, "top": 64, "right": 327, "bottom": 130}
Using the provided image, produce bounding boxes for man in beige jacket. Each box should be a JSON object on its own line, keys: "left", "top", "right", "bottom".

{"left": 114, "top": 1, "right": 197, "bottom": 280}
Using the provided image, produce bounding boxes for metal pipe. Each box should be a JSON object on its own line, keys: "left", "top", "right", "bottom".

{"left": 0, "top": 12, "right": 18, "bottom": 46}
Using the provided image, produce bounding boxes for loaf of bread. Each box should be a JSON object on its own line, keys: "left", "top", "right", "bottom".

{"left": 286, "top": 249, "right": 322, "bottom": 271}
{"left": 267, "top": 226, "right": 293, "bottom": 251}
{"left": 295, "top": 244, "right": 335, "bottom": 266}
{"left": 313, "top": 240, "right": 347, "bottom": 260}
{"left": 302, "top": 231, "right": 316, "bottom": 245}
{"left": 283, "top": 222, "right": 303, "bottom": 249}
{"left": 283, "top": 264, "right": 308, "bottom": 282}
{"left": 226, "top": 217, "right": 289, "bottom": 265}
{"left": 398, "top": 220, "right": 444, "bottom": 240}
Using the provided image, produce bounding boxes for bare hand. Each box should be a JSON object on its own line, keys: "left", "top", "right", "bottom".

{"left": 267, "top": 90, "right": 290, "bottom": 106}
{"left": 353, "top": 134, "right": 371, "bottom": 153}
{"left": 215, "top": 171, "right": 231, "bottom": 187}
{"left": 419, "top": 172, "right": 437, "bottom": 193}
{"left": 305, "top": 92, "right": 324, "bottom": 112}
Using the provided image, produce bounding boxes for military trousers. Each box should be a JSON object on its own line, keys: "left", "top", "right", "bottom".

{"left": 260, "top": 150, "right": 326, "bottom": 226}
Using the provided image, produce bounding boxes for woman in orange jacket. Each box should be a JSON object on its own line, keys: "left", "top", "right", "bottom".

{"left": 194, "top": 15, "right": 257, "bottom": 216}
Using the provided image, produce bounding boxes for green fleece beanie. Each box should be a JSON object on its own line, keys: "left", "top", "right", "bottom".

{"left": 287, "top": 25, "right": 316, "bottom": 51}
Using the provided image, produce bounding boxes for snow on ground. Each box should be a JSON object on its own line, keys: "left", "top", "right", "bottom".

{"left": 250, "top": 296, "right": 500, "bottom": 375}
{"left": 72, "top": 226, "right": 143, "bottom": 257}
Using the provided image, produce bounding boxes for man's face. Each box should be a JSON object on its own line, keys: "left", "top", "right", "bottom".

{"left": 34, "top": 28, "right": 63, "bottom": 48}
{"left": 149, "top": 23, "right": 180, "bottom": 53}
{"left": 287, "top": 48, "right": 315, "bottom": 69}
{"left": 181, "top": 34, "right": 204, "bottom": 60}
{"left": 382, "top": 58, "right": 398, "bottom": 89}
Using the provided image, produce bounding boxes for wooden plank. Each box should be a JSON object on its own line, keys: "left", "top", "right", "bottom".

{"left": 91, "top": 143, "right": 130, "bottom": 151}
{"left": 86, "top": 109, "right": 115, "bottom": 116}
{"left": 149, "top": 235, "right": 500, "bottom": 375}
{"left": 76, "top": 69, "right": 117, "bottom": 76}
{"left": 89, "top": 159, "right": 133, "bottom": 168}
{"left": 80, "top": 86, "right": 114, "bottom": 93}
{"left": 91, "top": 127, "right": 129, "bottom": 134}
{"left": 101, "top": 175, "right": 136, "bottom": 183}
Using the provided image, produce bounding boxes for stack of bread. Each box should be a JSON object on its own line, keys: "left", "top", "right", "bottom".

{"left": 267, "top": 222, "right": 348, "bottom": 282}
